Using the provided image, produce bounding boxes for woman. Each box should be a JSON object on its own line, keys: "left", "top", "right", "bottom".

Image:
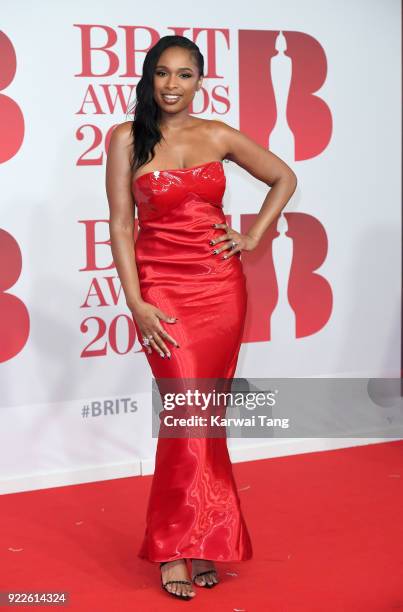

{"left": 106, "top": 35, "right": 297, "bottom": 600}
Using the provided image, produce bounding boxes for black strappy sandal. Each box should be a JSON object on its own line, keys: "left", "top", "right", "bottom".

{"left": 160, "top": 561, "right": 194, "bottom": 600}
{"left": 192, "top": 567, "right": 219, "bottom": 588}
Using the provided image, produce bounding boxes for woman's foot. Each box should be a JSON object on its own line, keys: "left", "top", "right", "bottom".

{"left": 191, "top": 558, "right": 219, "bottom": 587}
{"left": 160, "top": 559, "right": 196, "bottom": 599}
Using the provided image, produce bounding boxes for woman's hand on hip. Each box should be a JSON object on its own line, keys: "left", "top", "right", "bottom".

{"left": 210, "top": 223, "right": 259, "bottom": 258}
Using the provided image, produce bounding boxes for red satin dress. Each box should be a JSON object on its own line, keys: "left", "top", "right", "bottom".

{"left": 132, "top": 160, "right": 253, "bottom": 563}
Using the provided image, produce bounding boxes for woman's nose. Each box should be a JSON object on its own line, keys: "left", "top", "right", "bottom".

{"left": 167, "top": 74, "right": 178, "bottom": 87}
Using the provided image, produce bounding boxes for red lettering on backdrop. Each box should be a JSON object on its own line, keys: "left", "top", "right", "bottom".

{"left": 78, "top": 220, "right": 139, "bottom": 317}
{"left": 238, "top": 30, "right": 279, "bottom": 153}
{"left": 79, "top": 219, "right": 140, "bottom": 271}
{"left": 210, "top": 85, "right": 230, "bottom": 115}
{"left": 81, "top": 277, "right": 124, "bottom": 308}
{"left": 78, "top": 220, "right": 114, "bottom": 271}
{"left": 74, "top": 25, "right": 119, "bottom": 76}
{"left": 238, "top": 29, "right": 332, "bottom": 160}
{"left": 284, "top": 212, "right": 332, "bottom": 337}
{"left": 77, "top": 85, "right": 104, "bottom": 114}
{"left": 74, "top": 25, "right": 230, "bottom": 79}
{"left": 76, "top": 85, "right": 135, "bottom": 115}
{"left": 240, "top": 213, "right": 332, "bottom": 340}
{"left": 0, "top": 32, "right": 24, "bottom": 163}
{"left": 283, "top": 31, "right": 332, "bottom": 160}
{"left": 238, "top": 28, "right": 333, "bottom": 338}
{"left": 82, "top": 278, "right": 109, "bottom": 307}
{"left": 74, "top": 24, "right": 160, "bottom": 77}
{"left": 118, "top": 26, "right": 160, "bottom": 76}
{"left": 192, "top": 29, "right": 230, "bottom": 78}
{"left": 100, "top": 84, "right": 136, "bottom": 114}
{"left": 0, "top": 230, "right": 30, "bottom": 363}
{"left": 240, "top": 214, "right": 280, "bottom": 342}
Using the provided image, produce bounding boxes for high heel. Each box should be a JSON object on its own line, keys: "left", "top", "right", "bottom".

{"left": 160, "top": 561, "right": 194, "bottom": 600}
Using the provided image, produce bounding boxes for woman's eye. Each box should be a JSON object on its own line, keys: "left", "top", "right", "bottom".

{"left": 155, "top": 71, "right": 192, "bottom": 78}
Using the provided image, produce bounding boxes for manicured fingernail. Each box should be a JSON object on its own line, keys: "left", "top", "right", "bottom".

{"left": 223, "top": 255, "right": 227, "bottom": 259}
{"left": 209, "top": 240, "right": 214, "bottom": 245}
{"left": 212, "top": 249, "right": 218, "bottom": 254}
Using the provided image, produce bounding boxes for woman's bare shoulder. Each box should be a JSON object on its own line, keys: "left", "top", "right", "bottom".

{"left": 202, "top": 118, "right": 237, "bottom": 156}
{"left": 111, "top": 120, "right": 134, "bottom": 145}
{"left": 208, "top": 118, "right": 237, "bottom": 135}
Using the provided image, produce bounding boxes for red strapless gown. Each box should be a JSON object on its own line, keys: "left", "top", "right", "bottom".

{"left": 132, "top": 160, "right": 253, "bottom": 563}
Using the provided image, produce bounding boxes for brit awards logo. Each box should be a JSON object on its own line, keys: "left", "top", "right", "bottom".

{"left": 238, "top": 29, "right": 333, "bottom": 341}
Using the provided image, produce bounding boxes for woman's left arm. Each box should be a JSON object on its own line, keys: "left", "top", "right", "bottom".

{"left": 211, "top": 120, "right": 298, "bottom": 257}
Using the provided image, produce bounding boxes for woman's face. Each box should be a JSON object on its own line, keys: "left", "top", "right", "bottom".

{"left": 153, "top": 46, "right": 202, "bottom": 113}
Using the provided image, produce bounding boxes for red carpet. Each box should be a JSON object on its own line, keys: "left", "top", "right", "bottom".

{"left": 1, "top": 441, "right": 402, "bottom": 611}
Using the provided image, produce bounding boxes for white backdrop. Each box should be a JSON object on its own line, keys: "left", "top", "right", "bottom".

{"left": 0, "top": 0, "right": 401, "bottom": 493}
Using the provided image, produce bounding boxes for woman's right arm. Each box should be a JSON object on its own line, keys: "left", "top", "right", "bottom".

{"left": 105, "top": 122, "right": 143, "bottom": 312}
{"left": 105, "top": 122, "right": 178, "bottom": 357}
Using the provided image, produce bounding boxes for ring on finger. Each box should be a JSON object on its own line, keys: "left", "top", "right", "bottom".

{"left": 150, "top": 339, "right": 165, "bottom": 357}
{"left": 148, "top": 334, "right": 165, "bottom": 355}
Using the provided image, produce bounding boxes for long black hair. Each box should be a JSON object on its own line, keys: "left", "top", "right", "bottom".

{"left": 128, "top": 35, "right": 204, "bottom": 173}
